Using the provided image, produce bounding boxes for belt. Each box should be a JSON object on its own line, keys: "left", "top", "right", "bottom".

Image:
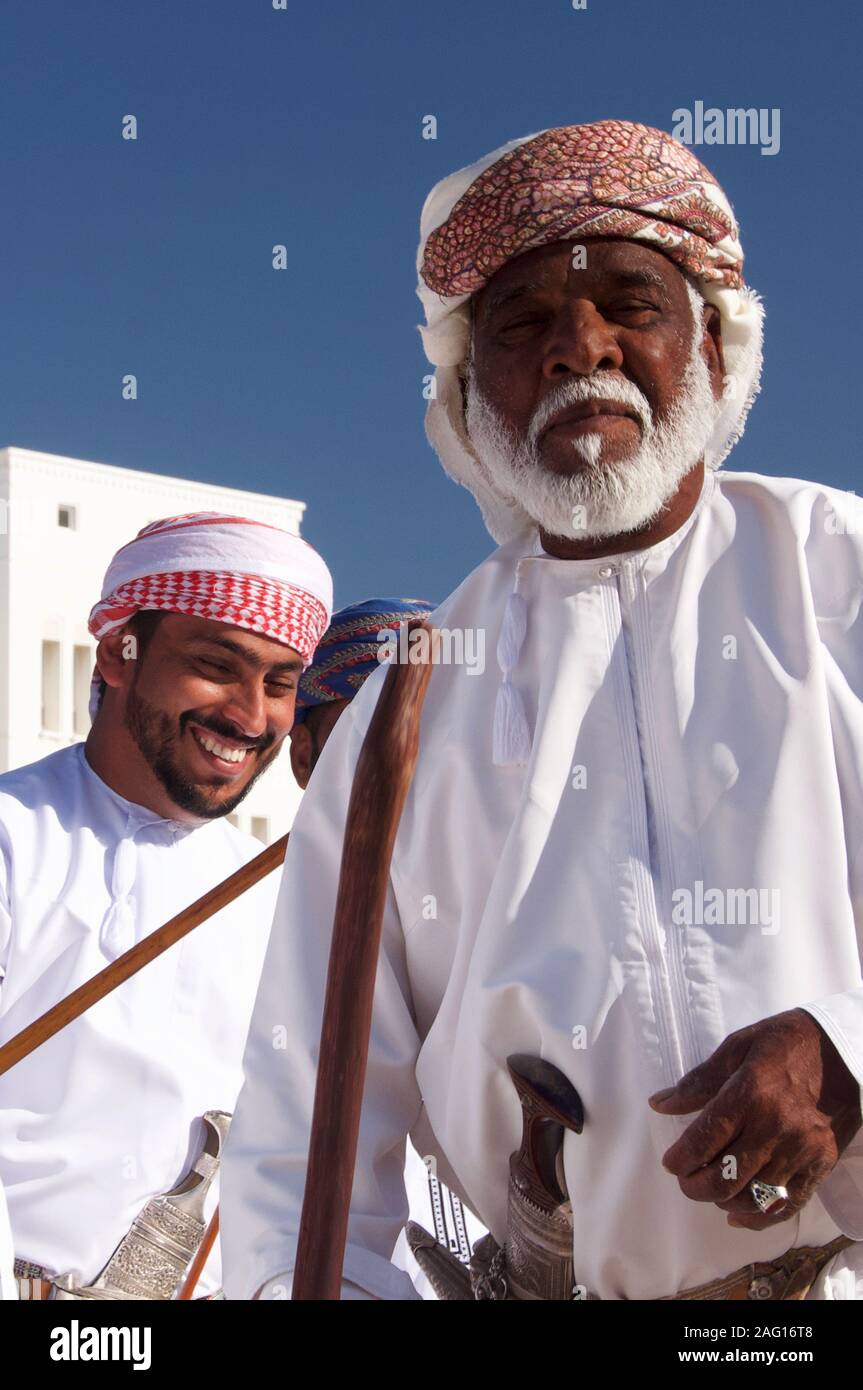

{"left": 662, "top": 1233, "right": 857, "bottom": 1301}
{"left": 13, "top": 1256, "right": 223, "bottom": 1301}
{"left": 410, "top": 1222, "right": 857, "bottom": 1300}
{"left": 14, "top": 1258, "right": 54, "bottom": 1301}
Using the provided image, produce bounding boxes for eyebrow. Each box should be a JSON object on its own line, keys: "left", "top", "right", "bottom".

{"left": 480, "top": 279, "right": 550, "bottom": 320}
{"left": 192, "top": 635, "right": 303, "bottom": 675}
{"left": 482, "top": 266, "right": 671, "bottom": 320}
{"left": 610, "top": 269, "right": 670, "bottom": 293}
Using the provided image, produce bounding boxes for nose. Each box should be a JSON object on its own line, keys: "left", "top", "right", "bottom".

{"left": 219, "top": 680, "right": 269, "bottom": 740}
{"left": 540, "top": 298, "right": 624, "bottom": 380}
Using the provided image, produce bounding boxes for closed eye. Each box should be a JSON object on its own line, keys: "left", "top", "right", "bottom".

{"left": 498, "top": 315, "right": 551, "bottom": 337}
{"left": 607, "top": 300, "right": 662, "bottom": 317}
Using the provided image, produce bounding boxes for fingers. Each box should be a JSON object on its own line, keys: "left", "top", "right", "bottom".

{"left": 721, "top": 1146, "right": 833, "bottom": 1227}
{"left": 653, "top": 1011, "right": 846, "bottom": 1225}
{"left": 672, "top": 1134, "right": 768, "bottom": 1202}
{"left": 667, "top": 1134, "right": 833, "bottom": 1232}
{"left": 663, "top": 1079, "right": 835, "bottom": 1204}
{"left": 661, "top": 1072, "right": 748, "bottom": 1179}
{"left": 723, "top": 1165, "right": 809, "bottom": 1230}
{"left": 649, "top": 1028, "right": 753, "bottom": 1116}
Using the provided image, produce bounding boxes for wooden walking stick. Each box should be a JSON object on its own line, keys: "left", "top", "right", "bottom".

{"left": 292, "top": 625, "right": 435, "bottom": 1300}
{"left": 0, "top": 834, "right": 288, "bottom": 1076}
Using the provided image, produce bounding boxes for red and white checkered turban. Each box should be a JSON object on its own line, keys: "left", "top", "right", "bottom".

{"left": 416, "top": 120, "right": 765, "bottom": 543}
{"left": 89, "top": 512, "right": 333, "bottom": 672}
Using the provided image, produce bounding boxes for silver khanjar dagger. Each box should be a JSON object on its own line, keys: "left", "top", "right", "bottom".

{"left": 52, "top": 1110, "right": 230, "bottom": 1300}
{"left": 407, "top": 1054, "right": 585, "bottom": 1300}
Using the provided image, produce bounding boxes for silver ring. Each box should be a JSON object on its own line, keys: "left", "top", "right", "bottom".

{"left": 749, "top": 1180, "right": 789, "bottom": 1214}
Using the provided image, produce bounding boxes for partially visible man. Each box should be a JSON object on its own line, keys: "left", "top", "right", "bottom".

{"left": 287, "top": 597, "right": 437, "bottom": 786}
{"left": 0, "top": 512, "right": 332, "bottom": 1299}
{"left": 220, "top": 122, "right": 863, "bottom": 1302}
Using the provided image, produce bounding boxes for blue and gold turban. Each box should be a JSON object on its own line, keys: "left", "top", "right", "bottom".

{"left": 294, "top": 597, "right": 437, "bottom": 721}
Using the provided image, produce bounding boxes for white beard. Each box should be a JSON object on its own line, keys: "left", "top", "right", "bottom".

{"left": 464, "top": 292, "right": 720, "bottom": 543}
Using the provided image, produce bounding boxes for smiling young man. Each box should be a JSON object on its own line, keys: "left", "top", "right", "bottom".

{"left": 0, "top": 512, "right": 332, "bottom": 1299}
{"left": 88, "top": 608, "right": 303, "bottom": 822}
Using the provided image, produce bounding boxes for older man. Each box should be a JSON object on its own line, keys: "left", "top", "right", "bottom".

{"left": 0, "top": 512, "right": 332, "bottom": 1299}
{"left": 222, "top": 122, "right": 863, "bottom": 1301}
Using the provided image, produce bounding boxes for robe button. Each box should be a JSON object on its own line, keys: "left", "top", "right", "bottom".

{"left": 597, "top": 564, "right": 617, "bottom": 579}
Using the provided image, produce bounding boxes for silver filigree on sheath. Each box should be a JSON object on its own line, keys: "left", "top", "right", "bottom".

{"left": 52, "top": 1110, "right": 230, "bottom": 1301}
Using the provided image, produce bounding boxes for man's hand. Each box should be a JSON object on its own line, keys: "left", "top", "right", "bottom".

{"left": 648, "top": 1009, "right": 862, "bottom": 1230}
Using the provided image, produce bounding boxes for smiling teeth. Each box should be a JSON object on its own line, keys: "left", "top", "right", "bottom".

{"left": 196, "top": 732, "right": 248, "bottom": 763}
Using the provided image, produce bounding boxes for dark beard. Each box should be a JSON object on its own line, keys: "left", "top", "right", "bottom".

{"left": 124, "top": 685, "right": 279, "bottom": 820}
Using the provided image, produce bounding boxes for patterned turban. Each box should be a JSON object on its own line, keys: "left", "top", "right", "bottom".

{"left": 416, "top": 119, "right": 764, "bottom": 543}
{"left": 88, "top": 513, "right": 333, "bottom": 717}
{"left": 294, "top": 597, "right": 437, "bottom": 721}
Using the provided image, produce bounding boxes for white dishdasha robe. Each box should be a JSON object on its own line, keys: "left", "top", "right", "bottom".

{"left": 0, "top": 743, "right": 279, "bottom": 1294}
{"left": 222, "top": 469, "right": 863, "bottom": 1301}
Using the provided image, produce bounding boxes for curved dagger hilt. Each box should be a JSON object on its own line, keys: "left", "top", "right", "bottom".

{"left": 507, "top": 1054, "right": 584, "bottom": 1212}
{"left": 493, "top": 1056, "right": 586, "bottom": 1300}
{"left": 410, "top": 1058, "right": 587, "bottom": 1301}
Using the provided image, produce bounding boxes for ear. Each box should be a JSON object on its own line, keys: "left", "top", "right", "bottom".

{"left": 289, "top": 723, "right": 313, "bottom": 790}
{"left": 700, "top": 303, "right": 726, "bottom": 401}
{"left": 95, "top": 626, "right": 139, "bottom": 694}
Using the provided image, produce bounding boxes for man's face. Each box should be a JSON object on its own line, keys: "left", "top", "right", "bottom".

{"left": 466, "top": 238, "right": 725, "bottom": 540}
{"left": 121, "top": 613, "right": 303, "bottom": 820}
{"left": 289, "top": 698, "right": 350, "bottom": 790}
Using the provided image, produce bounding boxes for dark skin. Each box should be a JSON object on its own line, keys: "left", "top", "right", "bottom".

{"left": 650, "top": 1011, "right": 862, "bottom": 1230}
{"left": 469, "top": 237, "right": 862, "bottom": 1228}
{"left": 468, "top": 237, "right": 723, "bottom": 558}
{"left": 289, "top": 698, "right": 349, "bottom": 790}
{"left": 88, "top": 612, "right": 304, "bottom": 823}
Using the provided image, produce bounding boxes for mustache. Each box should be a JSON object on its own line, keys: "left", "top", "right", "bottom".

{"left": 528, "top": 372, "right": 653, "bottom": 445}
{"left": 179, "top": 710, "right": 276, "bottom": 753}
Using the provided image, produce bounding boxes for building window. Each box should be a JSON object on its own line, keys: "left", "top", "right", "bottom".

{"left": 57, "top": 505, "right": 76, "bottom": 529}
{"left": 73, "top": 645, "right": 93, "bottom": 734}
{"left": 41, "top": 641, "right": 61, "bottom": 731}
{"left": 251, "top": 817, "right": 269, "bottom": 844}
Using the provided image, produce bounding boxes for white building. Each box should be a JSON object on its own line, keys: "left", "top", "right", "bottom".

{"left": 0, "top": 446, "right": 308, "bottom": 843}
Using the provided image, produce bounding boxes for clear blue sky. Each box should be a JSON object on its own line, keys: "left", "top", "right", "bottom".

{"left": 2, "top": 1, "right": 860, "bottom": 608}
